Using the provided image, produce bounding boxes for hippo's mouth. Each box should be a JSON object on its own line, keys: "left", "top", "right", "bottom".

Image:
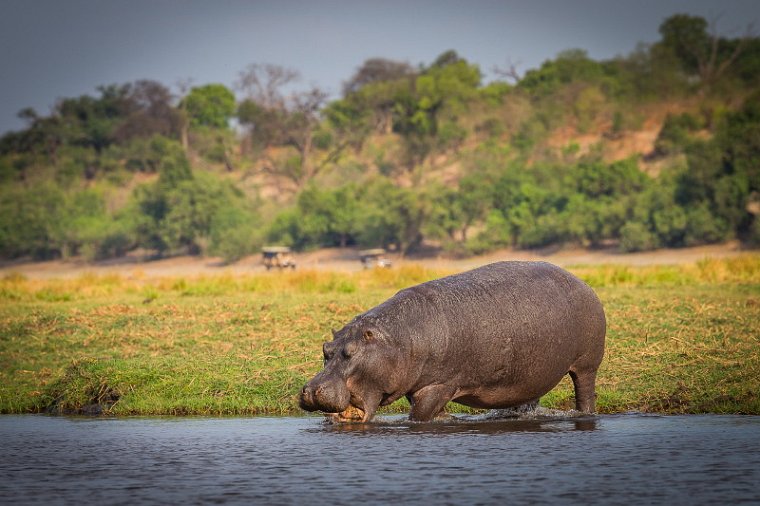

{"left": 327, "top": 404, "right": 366, "bottom": 423}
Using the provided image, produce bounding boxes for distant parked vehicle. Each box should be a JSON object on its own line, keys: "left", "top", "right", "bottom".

{"left": 262, "top": 246, "right": 296, "bottom": 270}
{"left": 359, "top": 248, "right": 392, "bottom": 269}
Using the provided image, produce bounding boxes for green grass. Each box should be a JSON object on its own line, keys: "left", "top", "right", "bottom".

{"left": 1, "top": 258, "right": 759, "bottom": 416}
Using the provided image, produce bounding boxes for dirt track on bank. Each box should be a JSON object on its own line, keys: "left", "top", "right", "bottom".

{"left": 0, "top": 241, "right": 751, "bottom": 280}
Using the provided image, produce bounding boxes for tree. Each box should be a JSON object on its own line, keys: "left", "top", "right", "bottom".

{"left": 456, "top": 172, "right": 497, "bottom": 241}
{"left": 321, "top": 98, "right": 372, "bottom": 153}
{"left": 392, "top": 51, "right": 481, "bottom": 168}
{"left": 0, "top": 108, "right": 66, "bottom": 171}
{"left": 717, "top": 92, "right": 760, "bottom": 193}
{"left": 179, "top": 83, "right": 237, "bottom": 168}
{"left": 0, "top": 182, "right": 66, "bottom": 259}
{"left": 343, "top": 58, "right": 414, "bottom": 95}
{"left": 518, "top": 49, "right": 608, "bottom": 96}
{"left": 55, "top": 89, "right": 124, "bottom": 153}
{"left": 422, "top": 184, "right": 465, "bottom": 244}
{"left": 132, "top": 138, "right": 194, "bottom": 253}
{"left": 657, "top": 14, "right": 754, "bottom": 92}
{"left": 354, "top": 179, "right": 427, "bottom": 254}
{"left": 236, "top": 64, "right": 329, "bottom": 189}
{"left": 208, "top": 204, "right": 261, "bottom": 263}
{"left": 175, "top": 78, "right": 194, "bottom": 150}
{"left": 614, "top": 41, "right": 689, "bottom": 100}
{"left": 329, "top": 185, "right": 360, "bottom": 247}
{"left": 620, "top": 222, "right": 657, "bottom": 252}
{"left": 4, "top": 81, "right": 182, "bottom": 181}
{"left": 335, "top": 58, "right": 417, "bottom": 139}
{"left": 132, "top": 153, "right": 256, "bottom": 257}
{"left": 114, "top": 80, "right": 182, "bottom": 143}
{"left": 673, "top": 93, "right": 760, "bottom": 241}
{"left": 658, "top": 15, "right": 711, "bottom": 73}
{"left": 182, "top": 84, "right": 236, "bottom": 129}
{"left": 266, "top": 184, "right": 360, "bottom": 249}
{"left": 282, "top": 86, "right": 329, "bottom": 185}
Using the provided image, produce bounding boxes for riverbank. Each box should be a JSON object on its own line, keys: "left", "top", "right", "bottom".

{"left": 1, "top": 256, "right": 759, "bottom": 415}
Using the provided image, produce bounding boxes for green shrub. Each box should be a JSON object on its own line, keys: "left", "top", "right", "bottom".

{"left": 132, "top": 166, "right": 256, "bottom": 257}
{"left": 684, "top": 204, "right": 731, "bottom": 246}
{"left": 0, "top": 183, "right": 66, "bottom": 259}
{"left": 208, "top": 206, "right": 261, "bottom": 263}
{"left": 466, "top": 210, "right": 512, "bottom": 254}
{"left": 620, "top": 221, "right": 658, "bottom": 252}
{"left": 654, "top": 113, "right": 701, "bottom": 156}
{"left": 747, "top": 218, "right": 760, "bottom": 246}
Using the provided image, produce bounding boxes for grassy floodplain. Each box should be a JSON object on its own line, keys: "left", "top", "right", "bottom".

{"left": 1, "top": 257, "right": 759, "bottom": 416}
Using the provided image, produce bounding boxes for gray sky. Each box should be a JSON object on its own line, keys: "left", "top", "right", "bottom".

{"left": 1, "top": 0, "right": 758, "bottom": 135}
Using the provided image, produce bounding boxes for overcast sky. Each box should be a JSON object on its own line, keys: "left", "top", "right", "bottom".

{"left": 1, "top": 0, "right": 758, "bottom": 135}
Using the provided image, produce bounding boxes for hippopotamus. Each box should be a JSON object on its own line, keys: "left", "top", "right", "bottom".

{"left": 299, "top": 261, "right": 606, "bottom": 422}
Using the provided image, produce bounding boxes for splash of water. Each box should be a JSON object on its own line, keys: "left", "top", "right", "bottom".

{"left": 468, "top": 405, "right": 585, "bottom": 421}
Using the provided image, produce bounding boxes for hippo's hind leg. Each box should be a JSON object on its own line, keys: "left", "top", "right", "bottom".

{"left": 407, "top": 384, "right": 457, "bottom": 422}
{"left": 568, "top": 369, "right": 597, "bottom": 413}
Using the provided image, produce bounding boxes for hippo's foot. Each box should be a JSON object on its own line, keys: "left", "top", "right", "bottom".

{"left": 325, "top": 405, "right": 366, "bottom": 424}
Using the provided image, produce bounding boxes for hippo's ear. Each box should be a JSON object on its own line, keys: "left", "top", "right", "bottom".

{"left": 331, "top": 329, "right": 338, "bottom": 340}
{"left": 363, "top": 329, "right": 374, "bottom": 341}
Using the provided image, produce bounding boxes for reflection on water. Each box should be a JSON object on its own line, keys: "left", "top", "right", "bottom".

{"left": 1, "top": 414, "right": 759, "bottom": 505}
{"left": 320, "top": 414, "right": 599, "bottom": 435}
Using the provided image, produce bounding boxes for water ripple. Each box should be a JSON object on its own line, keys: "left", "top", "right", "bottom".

{"left": 1, "top": 414, "right": 759, "bottom": 504}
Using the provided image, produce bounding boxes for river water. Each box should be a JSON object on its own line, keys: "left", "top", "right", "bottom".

{"left": 1, "top": 414, "right": 759, "bottom": 505}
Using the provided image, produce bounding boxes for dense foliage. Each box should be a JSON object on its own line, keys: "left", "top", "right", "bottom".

{"left": 1, "top": 14, "right": 759, "bottom": 261}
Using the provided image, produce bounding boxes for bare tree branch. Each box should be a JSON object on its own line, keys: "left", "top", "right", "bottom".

{"left": 693, "top": 14, "right": 755, "bottom": 91}
{"left": 713, "top": 22, "right": 754, "bottom": 82}
{"left": 492, "top": 59, "right": 523, "bottom": 83}
{"left": 237, "top": 65, "right": 331, "bottom": 189}
{"left": 237, "top": 64, "right": 300, "bottom": 108}
{"left": 175, "top": 78, "right": 194, "bottom": 150}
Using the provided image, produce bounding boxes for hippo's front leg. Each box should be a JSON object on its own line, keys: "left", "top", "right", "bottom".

{"left": 407, "top": 384, "right": 457, "bottom": 422}
{"left": 357, "top": 390, "right": 383, "bottom": 422}
{"left": 346, "top": 379, "right": 385, "bottom": 422}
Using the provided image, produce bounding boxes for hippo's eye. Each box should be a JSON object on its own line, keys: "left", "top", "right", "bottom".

{"left": 322, "top": 342, "right": 335, "bottom": 361}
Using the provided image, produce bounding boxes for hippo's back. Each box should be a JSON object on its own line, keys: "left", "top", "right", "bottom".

{"left": 413, "top": 261, "right": 603, "bottom": 328}
{"left": 386, "top": 261, "right": 605, "bottom": 396}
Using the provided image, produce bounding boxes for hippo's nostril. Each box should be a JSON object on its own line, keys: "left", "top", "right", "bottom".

{"left": 299, "top": 385, "right": 318, "bottom": 411}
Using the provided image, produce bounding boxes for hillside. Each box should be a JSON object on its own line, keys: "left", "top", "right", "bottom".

{"left": 1, "top": 13, "right": 759, "bottom": 264}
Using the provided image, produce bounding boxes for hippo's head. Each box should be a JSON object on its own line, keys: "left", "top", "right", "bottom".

{"left": 299, "top": 322, "right": 405, "bottom": 422}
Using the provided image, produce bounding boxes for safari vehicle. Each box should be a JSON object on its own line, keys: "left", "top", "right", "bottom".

{"left": 262, "top": 246, "right": 296, "bottom": 270}
{"left": 359, "top": 248, "right": 392, "bottom": 269}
